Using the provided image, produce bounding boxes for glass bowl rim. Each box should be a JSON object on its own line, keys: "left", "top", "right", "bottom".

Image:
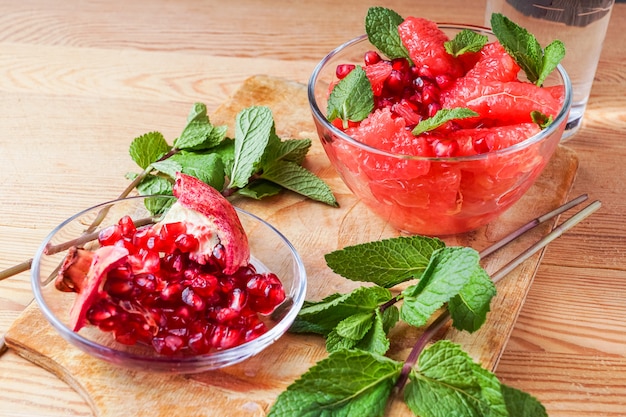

{"left": 30, "top": 194, "right": 308, "bottom": 368}
{"left": 307, "top": 25, "right": 573, "bottom": 162}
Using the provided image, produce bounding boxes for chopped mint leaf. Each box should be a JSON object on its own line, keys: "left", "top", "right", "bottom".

{"left": 229, "top": 106, "right": 275, "bottom": 189}
{"left": 267, "top": 349, "right": 402, "bottom": 417}
{"left": 531, "top": 111, "right": 554, "bottom": 129}
{"left": 412, "top": 108, "right": 479, "bottom": 135}
{"left": 445, "top": 29, "right": 488, "bottom": 57}
{"left": 291, "top": 286, "right": 394, "bottom": 336}
{"left": 129, "top": 131, "right": 170, "bottom": 169}
{"left": 490, "top": 13, "right": 565, "bottom": 86}
{"left": 365, "top": 6, "right": 412, "bottom": 63}
{"left": 405, "top": 340, "right": 509, "bottom": 417}
{"left": 400, "top": 247, "right": 485, "bottom": 328}
{"left": 260, "top": 160, "right": 338, "bottom": 207}
{"left": 327, "top": 66, "right": 374, "bottom": 128}
{"left": 324, "top": 235, "right": 446, "bottom": 288}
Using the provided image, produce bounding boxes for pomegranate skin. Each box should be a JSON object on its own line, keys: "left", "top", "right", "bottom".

{"left": 172, "top": 172, "right": 250, "bottom": 274}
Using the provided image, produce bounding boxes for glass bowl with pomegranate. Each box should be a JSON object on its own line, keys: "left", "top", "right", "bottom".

{"left": 308, "top": 7, "right": 572, "bottom": 235}
{"left": 31, "top": 173, "right": 306, "bottom": 373}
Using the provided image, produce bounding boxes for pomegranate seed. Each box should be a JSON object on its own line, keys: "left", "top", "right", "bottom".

{"left": 152, "top": 334, "right": 185, "bottom": 355}
{"left": 433, "top": 139, "right": 459, "bottom": 157}
{"left": 160, "top": 282, "right": 183, "bottom": 301}
{"left": 364, "top": 50, "right": 381, "bottom": 66}
{"left": 335, "top": 64, "right": 356, "bottom": 79}
{"left": 228, "top": 288, "right": 248, "bottom": 311}
{"left": 118, "top": 215, "right": 137, "bottom": 238}
{"left": 182, "top": 287, "right": 206, "bottom": 311}
{"left": 175, "top": 233, "right": 198, "bottom": 253}
{"left": 98, "top": 225, "right": 122, "bottom": 246}
{"left": 435, "top": 74, "right": 453, "bottom": 90}
{"left": 104, "top": 277, "right": 134, "bottom": 298}
{"left": 473, "top": 137, "right": 491, "bottom": 154}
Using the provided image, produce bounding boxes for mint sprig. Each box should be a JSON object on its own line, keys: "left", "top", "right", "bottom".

{"left": 271, "top": 234, "right": 545, "bottom": 416}
{"left": 365, "top": 6, "right": 412, "bottom": 63}
{"left": 412, "top": 108, "right": 479, "bottom": 135}
{"left": 444, "top": 29, "right": 489, "bottom": 57}
{"left": 490, "top": 13, "right": 565, "bottom": 86}
{"left": 327, "top": 66, "right": 374, "bottom": 128}
{"left": 126, "top": 103, "right": 337, "bottom": 207}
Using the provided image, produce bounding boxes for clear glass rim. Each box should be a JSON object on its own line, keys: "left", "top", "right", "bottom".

{"left": 307, "top": 26, "right": 573, "bottom": 162}
{"left": 30, "top": 195, "right": 307, "bottom": 369}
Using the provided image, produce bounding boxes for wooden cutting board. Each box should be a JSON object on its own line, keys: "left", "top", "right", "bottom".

{"left": 5, "top": 75, "right": 579, "bottom": 417}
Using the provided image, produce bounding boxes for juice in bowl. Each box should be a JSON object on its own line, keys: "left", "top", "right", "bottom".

{"left": 308, "top": 7, "right": 572, "bottom": 236}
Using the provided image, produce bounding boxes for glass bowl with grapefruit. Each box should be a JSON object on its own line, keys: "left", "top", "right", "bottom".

{"left": 308, "top": 8, "right": 572, "bottom": 235}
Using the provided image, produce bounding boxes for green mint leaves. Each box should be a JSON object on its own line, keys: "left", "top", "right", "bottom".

{"left": 269, "top": 340, "right": 547, "bottom": 417}
{"left": 490, "top": 13, "right": 565, "bottom": 86}
{"left": 269, "top": 234, "right": 542, "bottom": 416}
{"left": 412, "top": 108, "right": 479, "bottom": 135}
{"left": 445, "top": 29, "right": 489, "bottom": 57}
{"left": 127, "top": 103, "right": 337, "bottom": 207}
{"left": 365, "top": 6, "right": 412, "bottom": 63}
{"left": 327, "top": 66, "right": 374, "bottom": 127}
{"left": 268, "top": 349, "right": 403, "bottom": 417}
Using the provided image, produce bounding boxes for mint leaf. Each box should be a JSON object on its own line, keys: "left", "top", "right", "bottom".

{"left": 236, "top": 180, "right": 283, "bottom": 200}
{"left": 539, "top": 40, "right": 566, "bottom": 86}
{"left": 490, "top": 13, "right": 565, "bottom": 86}
{"left": 136, "top": 174, "right": 173, "bottom": 196}
{"left": 531, "top": 110, "right": 553, "bottom": 129}
{"left": 400, "top": 247, "right": 483, "bottom": 328}
{"left": 129, "top": 131, "right": 170, "bottom": 169}
{"left": 263, "top": 135, "right": 312, "bottom": 166}
{"left": 448, "top": 266, "right": 496, "bottom": 332}
{"left": 324, "top": 235, "right": 446, "bottom": 288}
{"left": 357, "top": 307, "right": 398, "bottom": 355}
{"left": 150, "top": 159, "right": 182, "bottom": 178}
{"left": 405, "top": 340, "right": 508, "bottom": 417}
{"left": 174, "top": 103, "right": 228, "bottom": 150}
{"left": 335, "top": 312, "right": 375, "bottom": 340}
{"left": 267, "top": 350, "right": 402, "bottom": 417}
{"left": 327, "top": 66, "right": 374, "bottom": 128}
{"left": 502, "top": 384, "right": 548, "bottom": 417}
{"left": 291, "top": 286, "right": 394, "bottom": 336}
{"left": 444, "top": 29, "right": 488, "bottom": 57}
{"left": 260, "top": 160, "right": 338, "bottom": 206}
{"left": 229, "top": 106, "right": 275, "bottom": 189}
{"left": 365, "top": 6, "right": 412, "bottom": 63}
{"left": 171, "top": 152, "right": 226, "bottom": 192}
{"left": 412, "top": 108, "right": 478, "bottom": 135}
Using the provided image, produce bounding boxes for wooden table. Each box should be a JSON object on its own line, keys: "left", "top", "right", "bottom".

{"left": 0, "top": 1, "right": 624, "bottom": 415}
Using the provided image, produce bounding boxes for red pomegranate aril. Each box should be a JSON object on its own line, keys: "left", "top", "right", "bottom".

{"left": 433, "top": 139, "right": 460, "bottom": 157}
{"left": 364, "top": 50, "right": 381, "bottom": 66}
{"left": 181, "top": 287, "right": 206, "bottom": 311}
{"left": 175, "top": 233, "right": 199, "bottom": 253}
{"left": 98, "top": 225, "right": 122, "bottom": 246}
{"left": 435, "top": 74, "right": 453, "bottom": 90}
{"left": 152, "top": 334, "right": 185, "bottom": 355}
{"left": 160, "top": 282, "right": 184, "bottom": 301}
{"left": 473, "top": 137, "right": 491, "bottom": 154}
{"left": 72, "top": 214, "right": 287, "bottom": 356}
{"left": 228, "top": 288, "right": 248, "bottom": 311}
{"left": 104, "top": 277, "right": 134, "bottom": 298}
{"left": 118, "top": 215, "right": 137, "bottom": 238}
{"left": 336, "top": 64, "right": 356, "bottom": 79}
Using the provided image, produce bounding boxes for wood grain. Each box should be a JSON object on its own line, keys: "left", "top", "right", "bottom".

{"left": 5, "top": 75, "right": 579, "bottom": 417}
{"left": 1, "top": 1, "right": 625, "bottom": 416}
